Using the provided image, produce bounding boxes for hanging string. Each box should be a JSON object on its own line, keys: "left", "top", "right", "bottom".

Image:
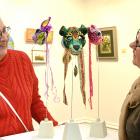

{"left": 97, "top": 56, "right": 100, "bottom": 118}
{"left": 63, "top": 49, "right": 71, "bottom": 105}
{"left": 45, "top": 43, "right": 60, "bottom": 103}
{"left": 45, "top": 43, "right": 50, "bottom": 99}
{"left": 78, "top": 51, "right": 86, "bottom": 106}
{"left": 70, "top": 56, "right": 74, "bottom": 120}
{"left": 88, "top": 40, "right": 93, "bottom": 109}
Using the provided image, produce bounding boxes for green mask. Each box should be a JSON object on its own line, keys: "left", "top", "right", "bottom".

{"left": 59, "top": 25, "right": 87, "bottom": 55}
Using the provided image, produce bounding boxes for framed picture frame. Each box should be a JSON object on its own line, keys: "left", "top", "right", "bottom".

{"left": 31, "top": 49, "right": 46, "bottom": 64}
{"left": 96, "top": 26, "right": 118, "bottom": 59}
{"left": 25, "top": 28, "right": 36, "bottom": 43}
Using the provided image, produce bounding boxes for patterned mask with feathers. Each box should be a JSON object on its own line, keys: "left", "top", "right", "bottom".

{"left": 59, "top": 25, "right": 87, "bottom": 106}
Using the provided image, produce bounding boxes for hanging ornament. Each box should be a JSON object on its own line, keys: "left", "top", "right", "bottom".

{"left": 59, "top": 25, "right": 87, "bottom": 106}
{"left": 74, "top": 65, "right": 78, "bottom": 77}
{"left": 87, "top": 25, "right": 103, "bottom": 109}
{"left": 32, "top": 17, "right": 59, "bottom": 103}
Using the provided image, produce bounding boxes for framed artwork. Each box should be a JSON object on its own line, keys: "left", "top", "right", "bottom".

{"left": 96, "top": 26, "right": 118, "bottom": 59}
{"left": 31, "top": 49, "right": 46, "bottom": 64}
{"left": 25, "top": 28, "right": 53, "bottom": 44}
{"left": 25, "top": 28, "right": 36, "bottom": 43}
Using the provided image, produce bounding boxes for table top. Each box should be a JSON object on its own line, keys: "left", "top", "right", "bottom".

{"left": 1, "top": 123, "right": 118, "bottom": 140}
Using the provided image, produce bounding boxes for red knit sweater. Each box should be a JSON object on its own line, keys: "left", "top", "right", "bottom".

{"left": 0, "top": 50, "right": 58, "bottom": 137}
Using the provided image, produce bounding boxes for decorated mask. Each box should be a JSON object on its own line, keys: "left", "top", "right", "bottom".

{"left": 87, "top": 25, "right": 103, "bottom": 110}
{"left": 59, "top": 25, "right": 87, "bottom": 55}
{"left": 32, "top": 17, "right": 51, "bottom": 45}
{"left": 88, "top": 25, "right": 103, "bottom": 45}
{"left": 59, "top": 25, "right": 87, "bottom": 106}
{"left": 32, "top": 17, "right": 59, "bottom": 103}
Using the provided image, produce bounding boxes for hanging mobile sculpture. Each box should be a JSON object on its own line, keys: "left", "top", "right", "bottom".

{"left": 32, "top": 17, "right": 59, "bottom": 102}
{"left": 87, "top": 25, "right": 103, "bottom": 109}
{"left": 59, "top": 25, "right": 87, "bottom": 106}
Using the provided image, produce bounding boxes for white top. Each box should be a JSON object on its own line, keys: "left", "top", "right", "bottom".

{"left": 1, "top": 124, "right": 118, "bottom": 140}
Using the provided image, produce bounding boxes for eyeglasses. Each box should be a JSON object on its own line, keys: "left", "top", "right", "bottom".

{"left": 136, "top": 29, "right": 140, "bottom": 47}
{"left": 0, "top": 26, "right": 11, "bottom": 39}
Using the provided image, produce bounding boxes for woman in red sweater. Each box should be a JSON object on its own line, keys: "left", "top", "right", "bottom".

{"left": 0, "top": 19, "right": 58, "bottom": 137}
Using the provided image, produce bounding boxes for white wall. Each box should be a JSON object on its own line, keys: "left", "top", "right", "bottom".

{"left": 1, "top": 0, "right": 140, "bottom": 129}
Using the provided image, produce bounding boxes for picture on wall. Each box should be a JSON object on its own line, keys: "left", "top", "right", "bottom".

{"left": 25, "top": 28, "right": 36, "bottom": 43}
{"left": 96, "top": 26, "right": 118, "bottom": 59}
{"left": 31, "top": 49, "right": 46, "bottom": 64}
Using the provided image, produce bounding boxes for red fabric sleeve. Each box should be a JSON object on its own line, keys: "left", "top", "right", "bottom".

{"left": 31, "top": 75, "right": 58, "bottom": 126}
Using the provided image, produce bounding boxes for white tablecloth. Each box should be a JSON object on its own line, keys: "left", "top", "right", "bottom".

{"left": 1, "top": 124, "right": 118, "bottom": 140}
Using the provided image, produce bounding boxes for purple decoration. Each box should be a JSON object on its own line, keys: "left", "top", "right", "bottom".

{"left": 40, "top": 17, "right": 52, "bottom": 32}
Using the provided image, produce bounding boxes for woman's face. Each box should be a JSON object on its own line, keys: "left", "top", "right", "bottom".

{"left": 129, "top": 31, "right": 140, "bottom": 68}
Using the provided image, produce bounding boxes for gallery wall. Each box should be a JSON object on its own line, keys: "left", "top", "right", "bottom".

{"left": 1, "top": 0, "right": 140, "bottom": 129}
